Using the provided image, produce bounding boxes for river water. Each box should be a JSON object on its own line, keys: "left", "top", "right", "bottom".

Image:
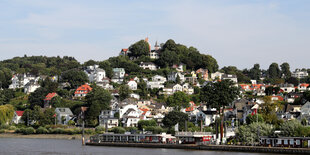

{"left": 0, "top": 138, "right": 279, "bottom": 155}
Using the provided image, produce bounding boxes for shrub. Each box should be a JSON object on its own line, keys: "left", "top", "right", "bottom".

{"left": 95, "top": 126, "right": 105, "bottom": 134}
{"left": 84, "top": 129, "right": 95, "bottom": 135}
{"left": 22, "top": 127, "right": 35, "bottom": 135}
{"left": 67, "top": 120, "right": 75, "bottom": 126}
{"left": 15, "top": 128, "right": 22, "bottom": 133}
{"left": 110, "top": 127, "right": 126, "bottom": 134}
{"left": 36, "top": 127, "right": 49, "bottom": 134}
{"left": 0, "top": 129, "right": 5, "bottom": 133}
{"left": 8, "top": 126, "right": 17, "bottom": 131}
{"left": 144, "top": 126, "right": 164, "bottom": 134}
{"left": 72, "top": 128, "right": 82, "bottom": 134}
{"left": 0, "top": 124, "right": 10, "bottom": 129}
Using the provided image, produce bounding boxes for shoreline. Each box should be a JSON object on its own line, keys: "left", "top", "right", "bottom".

{"left": 0, "top": 133, "right": 91, "bottom": 140}
{"left": 86, "top": 142, "right": 310, "bottom": 154}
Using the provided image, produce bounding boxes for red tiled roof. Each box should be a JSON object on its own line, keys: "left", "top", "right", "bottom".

{"left": 75, "top": 84, "right": 92, "bottom": 95}
{"left": 300, "top": 83, "right": 309, "bottom": 87}
{"left": 44, "top": 92, "right": 57, "bottom": 101}
{"left": 185, "top": 107, "right": 194, "bottom": 112}
{"left": 139, "top": 108, "right": 149, "bottom": 115}
{"left": 122, "top": 48, "right": 128, "bottom": 52}
{"left": 16, "top": 111, "right": 24, "bottom": 116}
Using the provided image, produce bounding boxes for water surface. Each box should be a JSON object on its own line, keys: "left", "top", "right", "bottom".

{"left": 0, "top": 138, "right": 281, "bottom": 155}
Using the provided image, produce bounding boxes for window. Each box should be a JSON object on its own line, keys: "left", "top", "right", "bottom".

{"left": 284, "top": 140, "right": 288, "bottom": 145}
{"left": 290, "top": 139, "right": 294, "bottom": 145}
{"left": 296, "top": 140, "right": 301, "bottom": 145}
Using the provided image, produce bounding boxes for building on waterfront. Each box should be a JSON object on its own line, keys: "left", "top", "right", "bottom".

{"left": 260, "top": 136, "right": 310, "bottom": 148}
{"left": 174, "top": 132, "right": 214, "bottom": 145}
{"left": 90, "top": 133, "right": 176, "bottom": 143}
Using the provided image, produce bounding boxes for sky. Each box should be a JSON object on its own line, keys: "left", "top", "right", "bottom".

{"left": 0, "top": 0, "right": 309, "bottom": 70}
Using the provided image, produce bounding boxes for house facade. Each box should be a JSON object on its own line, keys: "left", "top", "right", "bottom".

{"left": 99, "top": 110, "right": 119, "bottom": 129}
{"left": 84, "top": 65, "right": 106, "bottom": 83}
{"left": 55, "top": 108, "right": 74, "bottom": 125}
{"left": 12, "top": 111, "right": 24, "bottom": 124}
{"left": 74, "top": 84, "right": 92, "bottom": 97}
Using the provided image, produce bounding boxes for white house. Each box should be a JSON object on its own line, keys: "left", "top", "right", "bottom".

{"left": 292, "top": 69, "right": 308, "bottom": 79}
{"left": 24, "top": 81, "right": 40, "bottom": 94}
{"left": 84, "top": 65, "right": 106, "bottom": 83}
{"left": 196, "top": 108, "right": 219, "bottom": 126}
{"left": 211, "top": 72, "right": 224, "bottom": 80}
{"left": 172, "top": 63, "right": 185, "bottom": 72}
{"left": 12, "top": 111, "right": 24, "bottom": 124}
{"left": 182, "top": 83, "right": 194, "bottom": 95}
{"left": 147, "top": 81, "right": 165, "bottom": 89}
{"left": 99, "top": 110, "right": 119, "bottom": 129}
{"left": 146, "top": 75, "right": 166, "bottom": 89}
{"left": 139, "top": 62, "right": 157, "bottom": 70}
{"left": 9, "top": 75, "right": 20, "bottom": 89}
{"left": 279, "top": 83, "right": 295, "bottom": 93}
{"left": 55, "top": 108, "right": 74, "bottom": 125}
{"left": 298, "top": 83, "right": 309, "bottom": 92}
{"left": 119, "top": 104, "right": 142, "bottom": 127}
{"left": 127, "top": 80, "right": 138, "bottom": 90}
{"left": 111, "top": 68, "right": 125, "bottom": 84}
{"left": 167, "top": 72, "right": 185, "bottom": 83}
{"left": 173, "top": 84, "right": 183, "bottom": 93}
{"left": 149, "top": 41, "right": 160, "bottom": 59}
{"left": 222, "top": 74, "right": 238, "bottom": 83}
{"left": 152, "top": 75, "right": 167, "bottom": 84}
{"left": 130, "top": 93, "right": 140, "bottom": 100}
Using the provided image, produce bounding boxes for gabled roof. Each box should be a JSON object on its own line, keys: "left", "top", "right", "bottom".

{"left": 75, "top": 84, "right": 92, "bottom": 94}
{"left": 15, "top": 111, "right": 24, "bottom": 116}
{"left": 55, "top": 108, "right": 73, "bottom": 115}
{"left": 121, "top": 48, "right": 128, "bottom": 52}
{"left": 44, "top": 92, "right": 57, "bottom": 101}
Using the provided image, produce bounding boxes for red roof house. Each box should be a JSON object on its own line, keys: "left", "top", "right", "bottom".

{"left": 44, "top": 92, "right": 58, "bottom": 108}
{"left": 74, "top": 84, "right": 92, "bottom": 97}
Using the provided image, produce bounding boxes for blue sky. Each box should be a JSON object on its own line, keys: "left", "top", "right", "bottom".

{"left": 0, "top": 0, "right": 309, "bottom": 70}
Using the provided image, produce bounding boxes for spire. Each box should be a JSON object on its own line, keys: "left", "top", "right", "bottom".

{"left": 154, "top": 41, "right": 159, "bottom": 50}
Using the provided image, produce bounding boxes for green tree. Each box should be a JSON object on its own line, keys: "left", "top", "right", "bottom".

{"left": 246, "top": 114, "right": 264, "bottom": 124}
{"left": 28, "top": 87, "right": 48, "bottom": 108}
{"left": 260, "top": 96, "right": 283, "bottom": 125}
{"left": 163, "top": 111, "right": 188, "bottom": 130}
{"left": 61, "top": 69, "right": 88, "bottom": 89}
{"left": 99, "top": 61, "right": 113, "bottom": 78}
{"left": 200, "top": 80, "right": 239, "bottom": 111}
{"left": 268, "top": 63, "right": 281, "bottom": 79}
{"left": 166, "top": 91, "right": 190, "bottom": 110}
{"left": 83, "top": 60, "right": 97, "bottom": 67}
{"left": 137, "top": 119, "right": 157, "bottom": 130}
{"left": 249, "top": 64, "right": 261, "bottom": 80}
{"left": 156, "top": 50, "right": 180, "bottom": 67}
{"left": 279, "top": 120, "right": 303, "bottom": 137}
{"left": 128, "top": 40, "right": 150, "bottom": 58}
{"left": 0, "top": 104, "right": 14, "bottom": 125}
{"left": 236, "top": 122, "right": 273, "bottom": 144}
{"left": 163, "top": 39, "right": 177, "bottom": 51}
{"left": 280, "top": 62, "right": 291, "bottom": 78}
{"left": 0, "top": 68, "right": 12, "bottom": 89}
{"left": 85, "top": 86, "right": 112, "bottom": 126}
{"left": 39, "top": 107, "right": 55, "bottom": 126}
{"left": 137, "top": 81, "right": 148, "bottom": 99}
{"left": 119, "top": 85, "right": 132, "bottom": 101}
